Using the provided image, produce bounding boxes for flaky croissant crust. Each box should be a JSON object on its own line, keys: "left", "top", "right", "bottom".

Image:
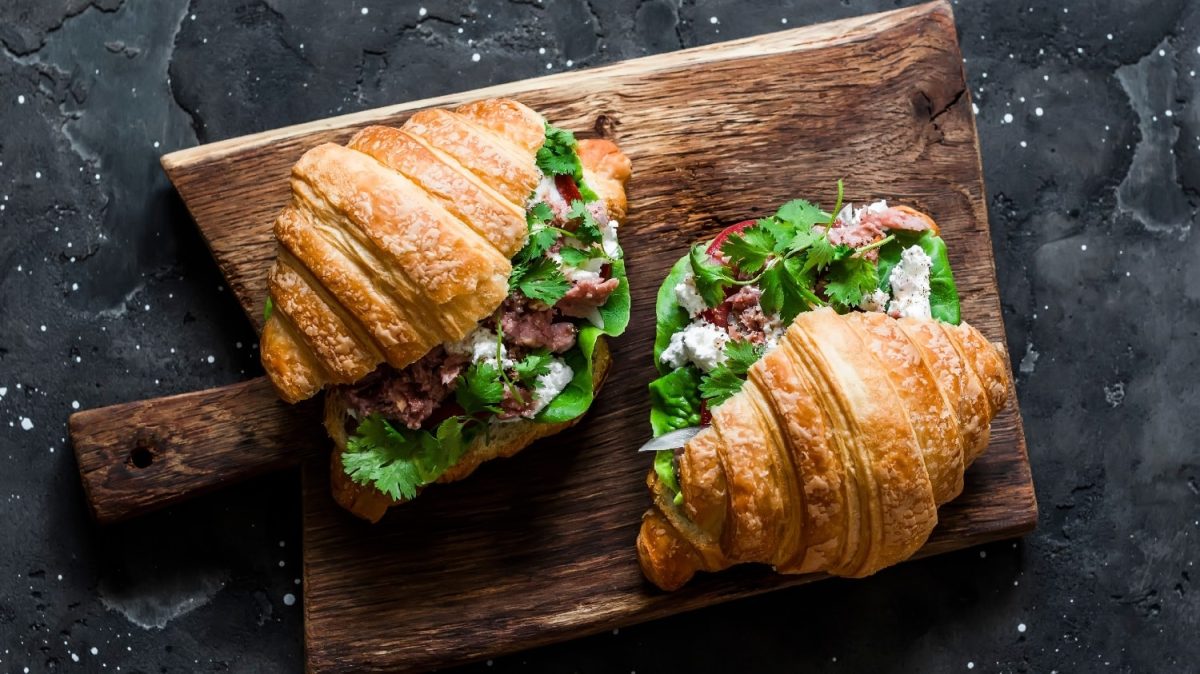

{"left": 637, "top": 308, "right": 1011, "bottom": 590}
{"left": 260, "top": 99, "right": 551, "bottom": 403}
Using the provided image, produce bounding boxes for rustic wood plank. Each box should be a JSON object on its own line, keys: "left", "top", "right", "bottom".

{"left": 69, "top": 377, "right": 323, "bottom": 523}
{"left": 134, "top": 2, "right": 1034, "bottom": 671}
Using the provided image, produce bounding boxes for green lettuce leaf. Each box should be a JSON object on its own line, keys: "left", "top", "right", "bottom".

{"left": 653, "top": 254, "right": 694, "bottom": 374}
{"left": 654, "top": 450, "right": 683, "bottom": 506}
{"left": 648, "top": 366, "right": 702, "bottom": 436}
{"left": 876, "top": 230, "right": 961, "bottom": 324}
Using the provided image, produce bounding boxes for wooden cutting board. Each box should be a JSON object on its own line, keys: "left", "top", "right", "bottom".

{"left": 148, "top": 2, "right": 1036, "bottom": 671}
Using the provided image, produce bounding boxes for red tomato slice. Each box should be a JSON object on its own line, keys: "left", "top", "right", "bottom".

{"left": 555, "top": 174, "right": 583, "bottom": 204}
{"left": 698, "top": 399, "right": 712, "bottom": 427}
{"left": 706, "top": 219, "right": 757, "bottom": 260}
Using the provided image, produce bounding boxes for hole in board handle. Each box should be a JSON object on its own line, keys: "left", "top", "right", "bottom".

{"left": 130, "top": 446, "right": 154, "bottom": 468}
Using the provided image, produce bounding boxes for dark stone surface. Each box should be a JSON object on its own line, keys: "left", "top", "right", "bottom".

{"left": 0, "top": 0, "right": 1197, "bottom": 671}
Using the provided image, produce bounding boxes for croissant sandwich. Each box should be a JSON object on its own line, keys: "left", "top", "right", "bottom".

{"left": 638, "top": 187, "right": 1011, "bottom": 590}
{"left": 258, "top": 98, "right": 632, "bottom": 522}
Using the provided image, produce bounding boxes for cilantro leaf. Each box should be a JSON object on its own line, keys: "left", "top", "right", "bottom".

{"left": 513, "top": 349, "right": 553, "bottom": 383}
{"left": 720, "top": 225, "right": 776, "bottom": 274}
{"left": 526, "top": 201, "right": 553, "bottom": 228}
{"left": 535, "top": 122, "right": 599, "bottom": 201}
{"left": 557, "top": 246, "right": 593, "bottom": 267}
{"left": 698, "top": 340, "right": 765, "bottom": 406}
{"left": 516, "top": 257, "right": 572, "bottom": 305}
{"left": 688, "top": 244, "right": 733, "bottom": 308}
{"left": 263, "top": 296, "right": 274, "bottom": 322}
{"left": 343, "top": 415, "right": 430, "bottom": 501}
{"left": 779, "top": 256, "right": 824, "bottom": 321}
{"left": 568, "top": 200, "right": 603, "bottom": 245}
{"left": 802, "top": 235, "right": 839, "bottom": 274}
{"left": 775, "top": 198, "right": 827, "bottom": 230}
{"left": 536, "top": 123, "right": 582, "bottom": 177}
{"left": 455, "top": 361, "right": 505, "bottom": 415}
{"left": 342, "top": 415, "right": 475, "bottom": 501}
{"left": 824, "top": 256, "right": 879, "bottom": 311}
{"left": 758, "top": 262, "right": 785, "bottom": 317}
{"left": 698, "top": 365, "right": 745, "bottom": 406}
{"left": 785, "top": 226, "right": 823, "bottom": 256}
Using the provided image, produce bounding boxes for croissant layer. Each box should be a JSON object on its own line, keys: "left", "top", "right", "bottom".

{"left": 637, "top": 308, "right": 1011, "bottom": 590}
{"left": 261, "top": 99, "right": 545, "bottom": 403}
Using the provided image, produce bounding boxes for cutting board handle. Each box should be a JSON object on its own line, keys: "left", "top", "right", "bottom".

{"left": 69, "top": 376, "right": 325, "bottom": 524}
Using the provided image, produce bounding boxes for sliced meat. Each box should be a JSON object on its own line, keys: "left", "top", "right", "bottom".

{"left": 499, "top": 294, "right": 578, "bottom": 353}
{"left": 339, "top": 347, "right": 467, "bottom": 430}
{"left": 497, "top": 384, "right": 539, "bottom": 420}
{"left": 859, "top": 205, "right": 934, "bottom": 233}
{"left": 556, "top": 276, "right": 619, "bottom": 319}
{"left": 723, "top": 286, "right": 779, "bottom": 345}
{"left": 819, "top": 218, "right": 885, "bottom": 250}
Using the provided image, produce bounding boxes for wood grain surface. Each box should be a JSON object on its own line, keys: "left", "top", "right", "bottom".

{"left": 70, "top": 377, "right": 322, "bottom": 522}
{"left": 138, "top": 2, "right": 1034, "bottom": 671}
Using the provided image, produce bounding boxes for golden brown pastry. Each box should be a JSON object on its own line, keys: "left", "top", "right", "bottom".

{"left": 258, "top": 98, "right": 633, "bottom": 521}
{"left": 637, "top": 307, "right": 1011, "bottom": 590}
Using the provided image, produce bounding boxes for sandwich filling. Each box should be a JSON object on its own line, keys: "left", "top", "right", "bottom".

{"left": 330, "top": 123, "right": 630, "bottom": 502}
{"left": 648, "top": 183, "right": 960, "bottom": 504}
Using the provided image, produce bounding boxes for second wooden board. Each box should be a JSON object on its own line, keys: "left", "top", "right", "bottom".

{"left": 160, "top": 2, "right": 1035, "bottom": 671}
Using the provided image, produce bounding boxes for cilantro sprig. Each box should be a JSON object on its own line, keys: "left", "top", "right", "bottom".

{"left": 536, "top": 122, "right": 599, "bottom": 201}
{"left": 698, "top": 340, "right": 766, "bottom": 406}
{"left": 688, "top": 180, "right": 896, "bottom": 320}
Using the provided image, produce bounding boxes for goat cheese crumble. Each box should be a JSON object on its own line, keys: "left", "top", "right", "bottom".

{"left": 834, "top": 199, "right": 889, "bottom": 227}
{"left": 446, "top": 327, "right": 513, "bottom": 367}
{"left": 531, "top": 359, "right": 574, "bottom": 414}
{"left": 660, "top": 320, "right": 729, "bottom": 372}
{"left": 860, "top": 288, "right": 889, "bottom": 313}
{"left": 673, "top": 269, "right": 708, "bottom": 318}
{"left": 887, "top": 245, "right": 933, "bottom": 319}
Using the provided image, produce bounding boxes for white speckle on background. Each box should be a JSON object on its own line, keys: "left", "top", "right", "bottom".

{"left": 566, "top": 59, "right": 573, "bottom": 67}
{"left": 1165, "top": 109, "right": 1173, "bottom": 117}
{"left": 1003, "top": 113, "right": 1013, "bottom": 123}
{"left": 538, "top": 47, "right": 545, "bottom": 55}
{"left": 419, "top": 7, "right": 427, "bottom": 16}
{"left": 709, "top": 16, "right": 718, "bottom": 24}
{"left": 19, "top": 418, "right": 33, "bottom": 431}
{"left": 972, "top": 103, "right": 979, "bottom": 115}
{"left": 1104, "top": 382, "right": 1125, "bottom": 407}
{"left": 17, "top": 94, "right": 25, "bottom": 104}
{"left": 1081, "top": 244, "right": 1087, "bottom": 251}
{"left": 980, "top": 550, "right": 987, "bottom": 558}
{"left": 781, "top": 17, "right": 787, "bottom": 24}
{"left": 361, "top": 7, "right": 368, "bottom": 15}
{"left": 39, "top": 325, "right": 46, "bottom": 332}
{"left": 1019, "top": 341, "right": 1039, "bottom": 374}
{"left": 34, "top": 171, "right": 41, "bottom": 179}
{"left": 1018, "top": 622, "right": 1027, "bottom": 633}
{"left": 70, "top": 653, "right": 79, "bottom": 663}
{"left": 278, "top": 560, "right": 285, "bottom": 567}
{"left": 90, "top": 647, "right": 98, "bottom": 656}
{"left": 967, "top": 663, "right": 974, "bottom": 670}
{"left": 471, "top": 52, "right": 480, "bottom": 62}
{"left": 206, "top": 355, "right": 215, "bottom": 364}
{"left": 1020, "top": 141, "right": 1028, "bottom": 148}
{"left": 0, "top": 387, "right": 6, "bottom": 398}
{"left": 1035, "top": 107, "right": 1044, "bottom": 116}
{"left": 1107, "top": 33, "right": 1113, "bottom": 40}
{"left": 1159, "top": 49, "right": 1166, "bottom": 57}
{"left": 71, "top": 401, "right": 80, "bottom": 410}
{"left": 283, "top": 593, "right": 296, "bottom": 606}
{"left": 71, "top": 282, "right": 78, "bottom": 291}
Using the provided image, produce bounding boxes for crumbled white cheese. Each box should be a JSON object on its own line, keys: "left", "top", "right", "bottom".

{"left": 834, "top": 200, "right": 889, "bottom": 227}
{"left": 860, "top": 288, "right": 890, "bottom": 313}
{"left": 531, "top": 175, "right": 569, "bottom": 219}
{"left": 673, "top": 269, "right": 708, "bottom": 318}
{"left": 660, "top": 320, "right": 729, "bottom": 372}
{"left": 601, "top": 219, "right": 620, "bottom": 258}
{"left": 530, "top": 359, "right": 574, "bottom": 414}
{"left": 446, "top": 327, "right": 511, "bottom": 366}
{"left": 887, "top": 245, "right": 933, "bottom": 319}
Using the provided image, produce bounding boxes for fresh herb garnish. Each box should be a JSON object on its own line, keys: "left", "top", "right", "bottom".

{"left": 568, "top": 200, "right": 603, "bottom": 245}
{"left": 689, "top": 243, "right": 734, "bottom": 307}
{"left": 511, "top": 257, "right": 571, "bottom": 305}
{"left": 342, "top": 414, "right": 472, "bottom": 501}
{"left": 698, "top": 340, "right": 765, "bottom": 406}
{"left": 455, "top": 361, "right": 506, "bottom": 415}
{"left": 263, "top": 296, "right": 274, "bottom": 322}
{"left": 536, "top": 122, "right": 599, "bottom": 201}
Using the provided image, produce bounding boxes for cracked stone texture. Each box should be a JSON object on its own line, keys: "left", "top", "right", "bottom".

{"left": 0, "top": 0, "right": 1197, "bottom": 671}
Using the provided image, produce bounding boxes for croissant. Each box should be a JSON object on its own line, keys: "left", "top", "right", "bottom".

{"left": 258, "top": 97, "right": 633, "bottom": 521}
{"left": 637, "top": 307, "right": 1011, "bottom": 590}
{"left": 260, "top": 99, "right": 548, "bottom": 403}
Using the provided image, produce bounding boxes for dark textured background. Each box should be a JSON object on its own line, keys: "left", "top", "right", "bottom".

{"left": 0, "top": 0, "right": 1197, "bottom": 672}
